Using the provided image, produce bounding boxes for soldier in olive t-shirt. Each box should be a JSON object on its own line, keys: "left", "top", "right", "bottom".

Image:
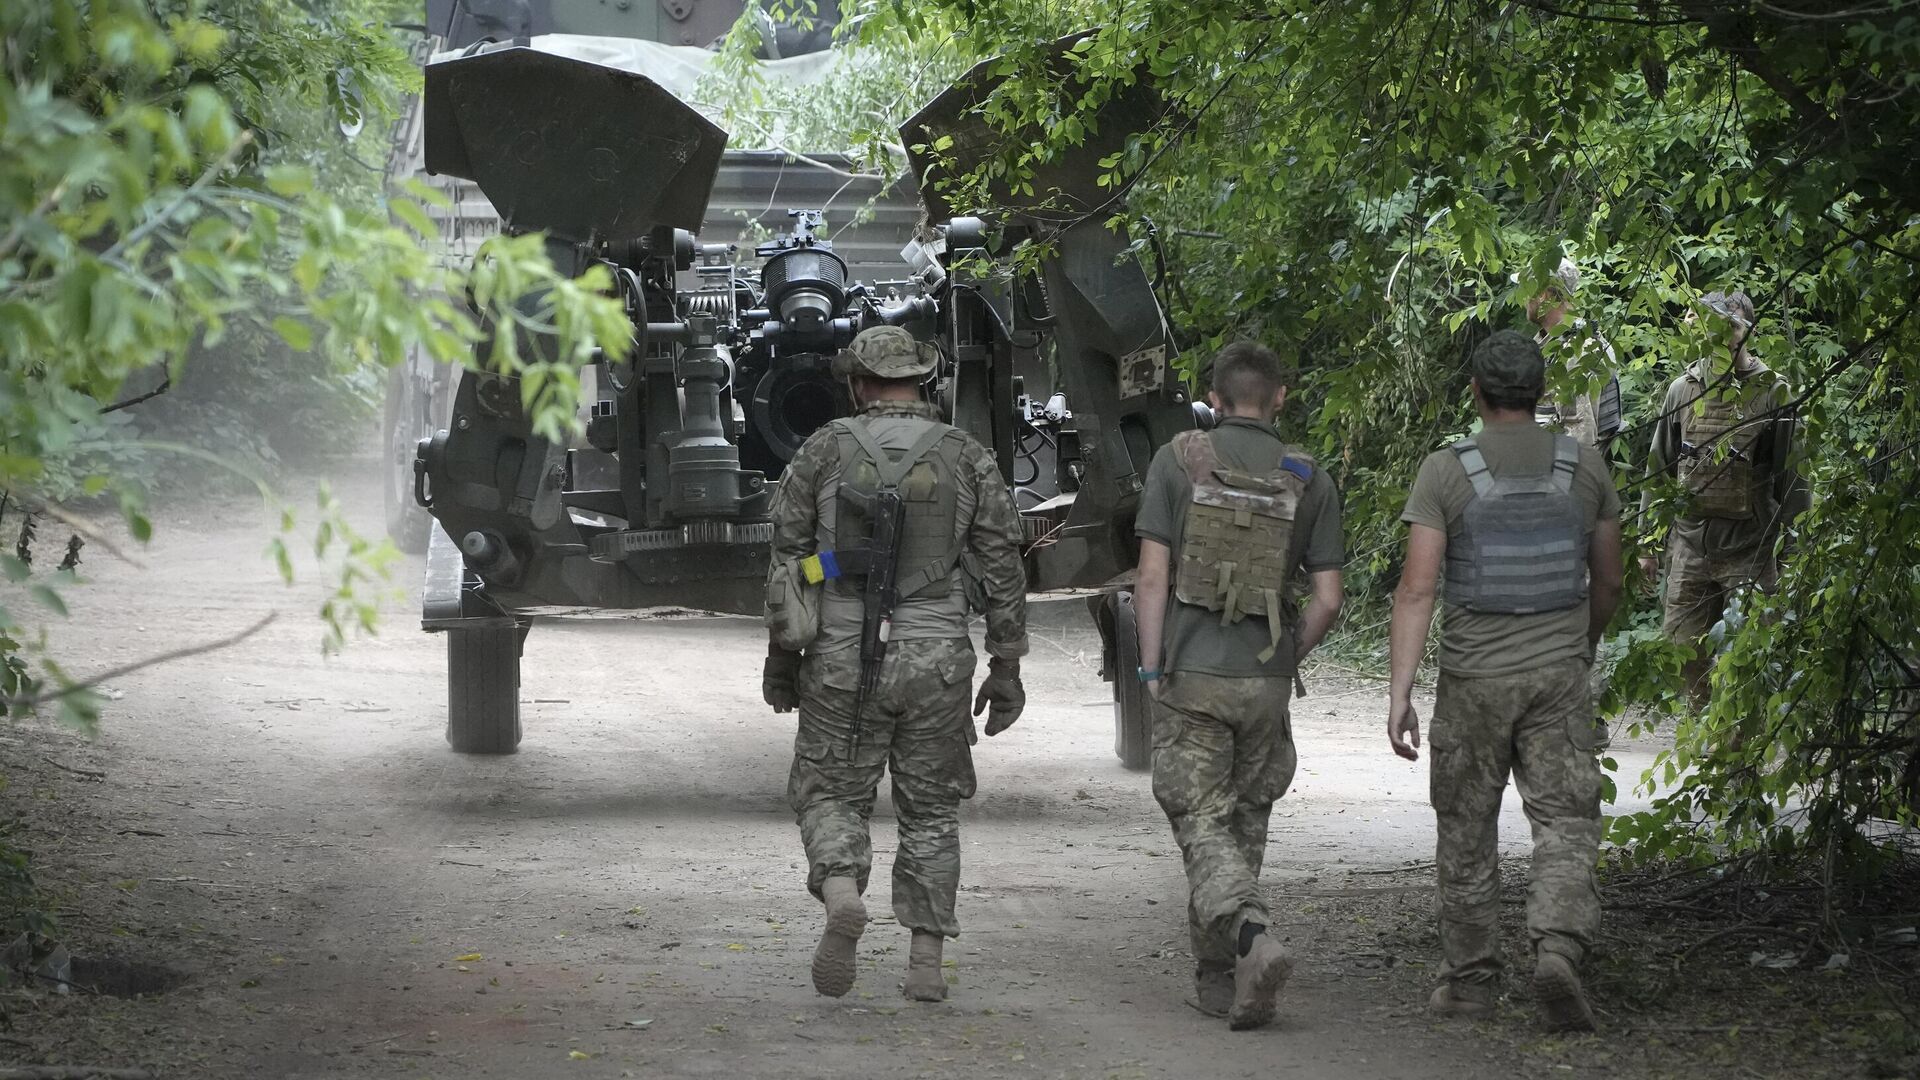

{"left": 1400, "top": 421, "right": 1620, "bottom": 677}
{"left": 1134, "top": 419, "right": 1345, "bottom": 677}
{"left": 1387, "top": 330, "right": 1625, "bottom": 1036}
{"left": 1129, "top": 342, "right": 1345, "bottom": 1032}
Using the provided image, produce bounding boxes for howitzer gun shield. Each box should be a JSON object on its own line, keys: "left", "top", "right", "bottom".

{"left": 901, "top": 34, "right": 1165, "bottom": 223}
{"left": 425, "top": 45, "right": 728, "bottom": 241}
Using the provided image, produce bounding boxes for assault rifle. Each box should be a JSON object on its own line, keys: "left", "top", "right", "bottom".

{"left": 848, "top": 487, "right": 905, "bottom": 751}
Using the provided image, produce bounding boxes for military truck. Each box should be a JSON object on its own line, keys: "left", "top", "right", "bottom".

{"left": 390, "top": 3, "right": 1200, "bottom": 768}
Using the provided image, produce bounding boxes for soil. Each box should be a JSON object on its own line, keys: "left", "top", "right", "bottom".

{"left": 2, "top": 473, "right": 1911, "bottom": 1078}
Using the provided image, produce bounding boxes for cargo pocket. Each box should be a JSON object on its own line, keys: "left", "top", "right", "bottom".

{"left": 1249, "top": 700, "right": 1299, "bottom": 804}
{"left": 797, "top": 655, "right": 885, "bottom": 768}
{"left": 935, "top": 648, "right": 980, "bottom": 746}
{"left": 1565, "top": 712, "right": 1601, "bottom": 753}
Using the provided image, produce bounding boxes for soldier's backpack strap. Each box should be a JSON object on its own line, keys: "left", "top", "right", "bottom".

{"left": 1451, "top": 438, "right": 1497, "bottom": 498}
{"left": 841, "top": 420, "right": 969, "bottom": 599}
{"left": 836, "top": 417, "right": 952, "bottom": 490}
{"left": 1549, "top": 434, "right": 1579, "bottom": 494}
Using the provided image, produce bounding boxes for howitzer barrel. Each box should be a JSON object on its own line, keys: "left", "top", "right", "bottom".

{"left": 425, "top": 44, "right": 728, "bottom": 241}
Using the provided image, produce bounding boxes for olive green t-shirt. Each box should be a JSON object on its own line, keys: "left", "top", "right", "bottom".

{"left": 1134, "top": 418, "right": 1345, "bottom": 677}
{"left": 1401, "top": 419, "right": 1620, "bottom": 678}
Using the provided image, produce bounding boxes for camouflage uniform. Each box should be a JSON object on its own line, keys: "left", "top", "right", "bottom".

{"left": 788, "top": 638, "right": 979, "bottom": 935}
{"left": 1406, "top": 427, "right": 1615, "bottom": 994}
{"left": 770, "top": 340, "right": 1027, "bottom": 938}
{"left": 1644, "top": 359, "right": 1802, "bottom": 708}
{"left": 1151, "top": 673, "right": 1297, "bottom": 981}
{"left": 1535, "top": 324, "right": 1622, "bottom": 454}
{"left": 1134, "top": 418, "right": 1344, "bottom": 1010}
{"left": 1430, "top": 658, "right": 1603, "bottom": 983}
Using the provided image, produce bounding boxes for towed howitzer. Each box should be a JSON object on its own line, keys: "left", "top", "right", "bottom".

{"left": 412, "top": 41, "right": 1198, "bottom": 767}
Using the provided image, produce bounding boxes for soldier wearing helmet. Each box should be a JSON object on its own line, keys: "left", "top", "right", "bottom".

{"left": 761, "top": 325, "right": 1029, "bottom": 1004}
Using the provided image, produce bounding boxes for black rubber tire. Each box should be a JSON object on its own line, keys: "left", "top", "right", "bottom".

{"left": 1111, "top": 590, "right": 1152, "bottom": 771}
{"left": 446, "top": 627, "right": 523, "bottom": 754}
{"left": 383, "top": 364, "right": 433, "bottom": 555}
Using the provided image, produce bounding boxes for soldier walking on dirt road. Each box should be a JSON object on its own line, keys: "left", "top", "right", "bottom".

{"left": 1132, "top": 342, "right": 1345, "bottom": 1030}
{"left": 1388, "top": 330, "right": 1624, "bottom": 1031}
{"left": 760, "top": 326, "right": 1029, "bottom": 1003}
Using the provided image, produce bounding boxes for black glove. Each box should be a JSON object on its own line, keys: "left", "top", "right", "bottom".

{"left": 763, "top": 645, "right": 802, "bottom": 713}
{"left": 973, "top": 657, "right": 1025, "bottom": 736}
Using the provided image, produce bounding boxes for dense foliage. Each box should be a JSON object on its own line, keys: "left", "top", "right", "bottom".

{"left": 0, "top": 0, "right": 626, "bottom": 726}
{"left": 841, "top": 0, "right": 1920, "bottom": 871}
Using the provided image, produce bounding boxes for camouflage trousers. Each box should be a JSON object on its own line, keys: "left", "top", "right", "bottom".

{"left": 1430, "top": 657, "right": 1602, "bottom": 986}
{"left": 1662, "top": 538, "right": 1777, "bottom": 711}
{"left": 1150, "top": 673, "right": 1297, "bottom": 980}
{"left": 788, "top": 638, "right": 977, "bottom": 938}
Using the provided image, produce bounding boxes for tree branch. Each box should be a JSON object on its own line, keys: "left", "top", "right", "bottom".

{"left": 4, "top": 613, "right": 277, "bottom": 713}
{"left": 1687, "top": 2, "right": 1838, "bottom": 133}
{"left": 99, "top": 375, "right": 171, "bottom": 414}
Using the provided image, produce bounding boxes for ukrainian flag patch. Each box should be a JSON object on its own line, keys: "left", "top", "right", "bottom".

{"left": 801, "top": 551, "right": 842, "bottom": 584}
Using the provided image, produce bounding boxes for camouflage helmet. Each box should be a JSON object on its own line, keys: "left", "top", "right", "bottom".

{"left": 832, "top": 326, "right": 940, "bottom": 380}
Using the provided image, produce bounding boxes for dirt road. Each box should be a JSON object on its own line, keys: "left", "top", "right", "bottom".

{"left": 5, "top": 478, "right": 1663, "bottom": 1077}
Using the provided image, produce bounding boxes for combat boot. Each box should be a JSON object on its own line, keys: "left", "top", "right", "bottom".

{"left": 1532, "top": 951, "right": 1597, "bottom": 1032}
{"left": 811, "top": 876, "right": 866, "bottom": 998}
{"left": 903, "top": 929, "right": 947, "bottom": 1002}
{"left": 1227, "top": 931, "right": 1294, "bottom": 1031}
{"left": 1189, "top": 966, "right": 1234, "bottom": 1018}
{"left": 1427, "top": 980, "right": 1494, "bottom": 1019}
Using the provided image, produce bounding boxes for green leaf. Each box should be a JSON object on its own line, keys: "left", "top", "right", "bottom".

{"left": 272, "top": 316, "right": 313, "bottom": 352}
{"left": 390, "top": 197, "right": 436, "bottom": 239}
{"left": 265, "top": 165, "right": 314, "bottom": 198}
{"left": 30, "top": 585, "right": 67, "bottom": 617}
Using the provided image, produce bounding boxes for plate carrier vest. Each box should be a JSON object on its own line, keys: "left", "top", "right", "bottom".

{"left": 826, "top": 416, "right": 971, "bottom": 607}
{"left": 1170, "top": 429, "right": 1312, "bottom": 663}
{"left": 1678, "top": 369, "right": 1766, "bottom": 519}
{"left": 1444, "top": 434, "right": 1588, "bottom": 615}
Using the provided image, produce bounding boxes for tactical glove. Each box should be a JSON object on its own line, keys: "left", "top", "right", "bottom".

{"left": 763, "top": 645, "right": 803, "bottom": 713}
{"left": 973, "top": 657, "right": 1025, "bottom": 736}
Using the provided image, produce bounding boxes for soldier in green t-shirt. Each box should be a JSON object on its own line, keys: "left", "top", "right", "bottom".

{"left": 1388, "top": 330, "right": 1624, "bottom": 1032}
{"left": 1133, "top": 342, "right": 1345, "bottom": 1030}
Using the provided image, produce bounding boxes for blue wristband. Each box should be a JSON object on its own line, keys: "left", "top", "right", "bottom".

{"left": 1136, "top": 667, "right": 1162, "bottom": 683}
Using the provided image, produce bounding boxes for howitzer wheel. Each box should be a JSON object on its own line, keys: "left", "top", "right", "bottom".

{"left": 446, "top": 625, "right": 525, "bottom": 754}
{"left": 1109, "top": 590, "right": 1151, "bottom": 771}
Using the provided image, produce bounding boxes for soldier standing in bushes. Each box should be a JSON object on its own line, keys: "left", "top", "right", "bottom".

{"left": 1639, "top": 290, "right": 1805, "bottom": 715}
{"left": 1132, "top": 341, "right": 1345, "bottom": 1030}
{"left": 1387, "top": 329, "right": 1624, "bottom": 1031}
{"left": 759, "top": 327, "right": 1029, "bottom": 1004}
{"left": 1525, "top": 257, "right": 1623, "bottom": 456}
